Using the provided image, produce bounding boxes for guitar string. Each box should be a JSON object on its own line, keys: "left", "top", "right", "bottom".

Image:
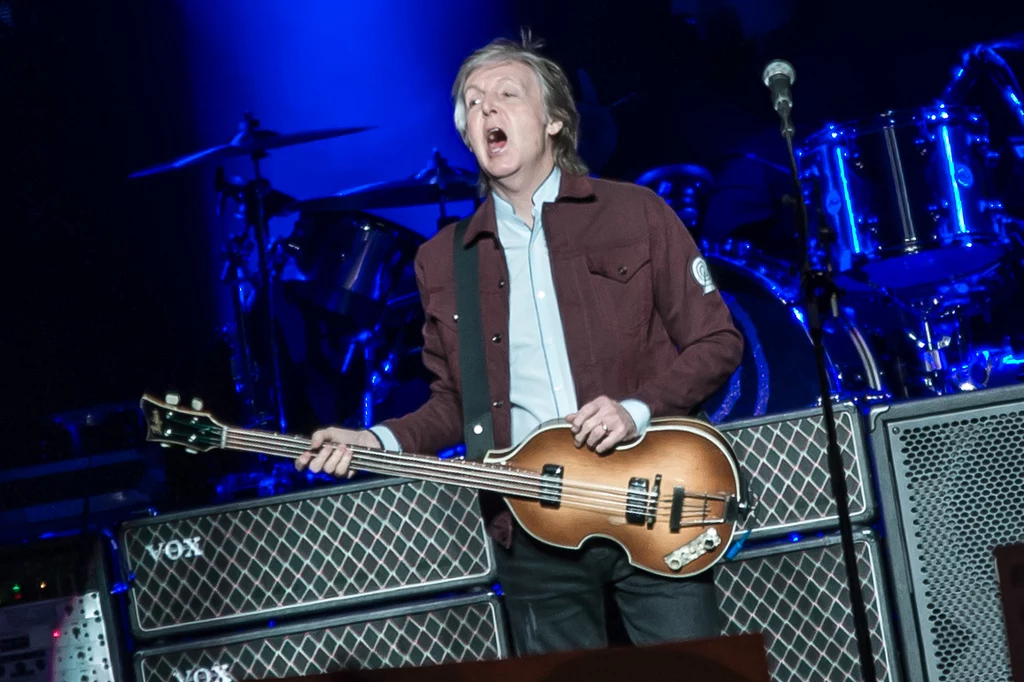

{"left": 159, "top": 411, "right": 734, "bottom": 516}
{"left": 224, "top": 427, "right": 734, "bottom": 505}
{"left": 223, "top": 431, "right": 730, "bottom": 518}
{"left": 225, "top": 431, "right": 727, "bottom": 512}
{"left": 225, "top": 434, "right": 722, "bottom": 521}
{"left": 228, "top": 428, "right": 646, "bottom": 496}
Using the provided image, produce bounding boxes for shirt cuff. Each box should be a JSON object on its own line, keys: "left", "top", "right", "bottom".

{"left": 620, "top": 399, "right": 652, "bottom": 436}
{"left": 369, "top": 425, "right": 402, "bottom": 453}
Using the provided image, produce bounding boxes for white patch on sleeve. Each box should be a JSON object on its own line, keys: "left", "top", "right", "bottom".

{"left": 690, "top": 256, "right": 716, "bottom": 294}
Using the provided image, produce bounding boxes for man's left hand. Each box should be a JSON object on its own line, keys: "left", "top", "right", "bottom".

{"left": 566, "top": 396, "right": 638, "bottom": 453}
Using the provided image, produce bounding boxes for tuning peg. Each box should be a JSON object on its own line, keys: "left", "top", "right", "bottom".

{"left": 160, "top": 443, "right": 171, "bottom": 448}
{"left": 185, "top": 448, "right": 197, "bottom": 454}
{"left": 191, "top": 398, "right": 204, "bottom": 410}
{"left": 165, "top": 393, "right": 180, "bottom": 406}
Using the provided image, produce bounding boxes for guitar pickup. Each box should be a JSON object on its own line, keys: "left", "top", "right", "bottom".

{"left": 647, "top": 474, "right": 661, "bottom": 529}
{"left": 539, "top": 464, "right": 563, "bottom": 508}
{"left": 626, "top": 477, "right": 649, "bottom": 525}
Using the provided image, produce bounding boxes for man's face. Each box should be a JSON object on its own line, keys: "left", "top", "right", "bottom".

{"left": 462, "top": 60, "right": 563, "bottom": 188}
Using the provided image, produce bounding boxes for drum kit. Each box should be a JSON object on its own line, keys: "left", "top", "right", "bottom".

{"left": 130, "top": 49, "right": 1024, "bottom": 438}
{"left": 131, "top": 113, "right": 480, "bottom": 434}
{"left": 639, "top": 102, "right": 1024, "bottom": 423}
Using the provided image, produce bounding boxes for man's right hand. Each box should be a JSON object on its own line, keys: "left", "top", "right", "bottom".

{"left": 295, "top": 427, "right": 383, "bottom": 479}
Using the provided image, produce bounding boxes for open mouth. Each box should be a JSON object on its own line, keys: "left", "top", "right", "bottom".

{"left": 486, "top": 127, "right": 507, "bottom": 154}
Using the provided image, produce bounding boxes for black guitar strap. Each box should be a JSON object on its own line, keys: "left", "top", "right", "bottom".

{"left": 452, "top": 217, "right": 495, "bottom": 461}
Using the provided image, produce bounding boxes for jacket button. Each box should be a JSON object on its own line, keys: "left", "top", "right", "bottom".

{"left": 498, "top": 279, "right": 506, "bottom": 288}
{"left": 492, "top": 333, "right": 502, "bottom": 343}
{"left": 492, "top": 400, "right": 504, "bottom": 408}
{"left": 618, "top": 265, "right": 628, "bottom": 275}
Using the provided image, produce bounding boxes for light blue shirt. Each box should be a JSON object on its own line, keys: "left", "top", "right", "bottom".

{"left": 373, "top": 166, "right": 650, "bottom": 452}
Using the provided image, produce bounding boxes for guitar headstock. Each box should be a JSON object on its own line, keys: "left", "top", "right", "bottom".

{"left": 141, "top": 393, "right": 226, "bottom": 453}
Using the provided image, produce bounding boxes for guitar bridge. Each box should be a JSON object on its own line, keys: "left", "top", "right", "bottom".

{"left": 663, "top": 528, "right": 721, "bottom": 572}
{"left": 669, "top": 486, "right": 685, "bottom": 532}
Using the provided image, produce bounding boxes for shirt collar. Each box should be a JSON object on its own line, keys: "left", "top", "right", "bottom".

{"left": 461, "top": 168, "right": 596, "bottom": 247}
{"left": 492, "top": 166, "right": 562, "bottom": 223}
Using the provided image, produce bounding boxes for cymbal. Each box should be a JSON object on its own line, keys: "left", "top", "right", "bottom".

{"left": 287, "top": 150, "right": 478, "bottom": 213}
{"left": 130, "top": 113, "right": 375, "bottom": 178}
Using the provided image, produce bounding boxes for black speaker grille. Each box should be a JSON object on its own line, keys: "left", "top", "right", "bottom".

{"left": 891, "top": 405, "right": 1024, "bottom": 681}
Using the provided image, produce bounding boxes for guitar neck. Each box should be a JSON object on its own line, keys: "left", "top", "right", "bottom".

{"left": 222, "top": 427, "right": 543, "bottom": 501}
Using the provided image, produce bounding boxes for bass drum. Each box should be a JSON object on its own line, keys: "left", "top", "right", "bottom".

{"left": 701, "top": 244, "right": 886, "bottom": 424}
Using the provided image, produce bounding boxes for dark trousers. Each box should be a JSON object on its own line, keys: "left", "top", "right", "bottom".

{"left": 493, "top": 528, "right": 723, "bottom": 656}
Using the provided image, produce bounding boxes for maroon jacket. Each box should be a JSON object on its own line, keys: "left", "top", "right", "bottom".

{"left": 381, "top": 172, "right": 743, "bottom": 457}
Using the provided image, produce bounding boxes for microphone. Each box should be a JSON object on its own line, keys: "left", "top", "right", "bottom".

{"left": 762, "top": 60, "right": 796, "bottom": 136}
{"left": 762, "top": 60, "right": 795, "bottom": 112}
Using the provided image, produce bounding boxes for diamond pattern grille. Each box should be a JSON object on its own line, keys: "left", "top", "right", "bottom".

{"left": 720, "top": 405, "right": 871, "bottom": 539}
{"left": 715, "top": 534, "right": 895, "bottom": 682}
{"left": 122, "top": 480, "right": 493, "bottom": 637}
{"left": 136, "top": 597, "right": 505, "bottom": 682}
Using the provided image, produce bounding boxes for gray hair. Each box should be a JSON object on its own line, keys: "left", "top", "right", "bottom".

{"left": 452, "top": 29, "right": 589, "bottom": 194}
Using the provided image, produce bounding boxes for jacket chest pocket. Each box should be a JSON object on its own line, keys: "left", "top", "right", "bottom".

{"left": 425, "top": 286, "right": 459, "bottom": 332}
{"left": 423, "top": 288, "right": 461, "bottom": 372}
{"left": 585, "top": 243, "right": 653, "bottom": 330}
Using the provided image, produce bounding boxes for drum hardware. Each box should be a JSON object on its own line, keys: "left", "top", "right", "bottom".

{"left": 738, "top": 151, "right": 791, "bottom": 175}
{"left": 697, "top": 239, "right": 886, "bottom": 423}
{"left": 338, "top": 327, "right": 406, "bottom": 429}
{"left": 949, "top": 345, "right": 1024, "bottom": 391}
{"left": 800, "top": 106, "right": 1010, "bottom": 291}
{"left": 800, "top": 164, "right": 854, "bottom": 274}
{"left": 942, "top": 35, "right": 1024, "bottom": 131}
{"left": 280, "top": 209, "right": 424, "bottom": 330}
{"left": 635, "top": 163, "right": 714, "bottom": 236}
{"left": 918, "top": 318, "right": 952, "bottom": 374}
{"left": 798, "top": 92, "right": 1024, "bottom": 401}
{"left": 941, "top": 34, "right": 1024, "bottom": 224}
{"left": 264, "top": 203, "right": 427, "bottom": 434}
{"left": 219, "top": 233, "right": 261, "bottom": 422}
{"left": 909, "top": 264, "right": 1024, "bottom": 393}
{"left": 830, "top": 250, "right": 1020, "bottom": 398}
{"left": 348, "top": 287, "right": 429, "bottom": 429}
{"left": 286, "top": 149, "right": 479, "bottom": 231}
{"left": 129, "top": 112, "right": 374, "bottom": 432}
{"left": 266, "top": 149, "right": 481, "bottom": 430}
{"left": 214, "top": 166, "right": 296, "bottom": 220}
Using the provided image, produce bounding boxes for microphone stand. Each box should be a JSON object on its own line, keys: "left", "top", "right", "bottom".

{"left": 775, "top": 99, "right": 878, "bottom": 682}
{"left": 243, "top": 155, "right": 287, "bottom": 433}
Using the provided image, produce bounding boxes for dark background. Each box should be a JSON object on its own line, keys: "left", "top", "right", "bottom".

{"left": 2, "top": 0, "right": 1022, "bottom": 464}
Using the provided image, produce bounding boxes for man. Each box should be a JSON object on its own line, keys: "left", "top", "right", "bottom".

{"left": 295, "top": 32, "right": 743, "bottom": 655}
